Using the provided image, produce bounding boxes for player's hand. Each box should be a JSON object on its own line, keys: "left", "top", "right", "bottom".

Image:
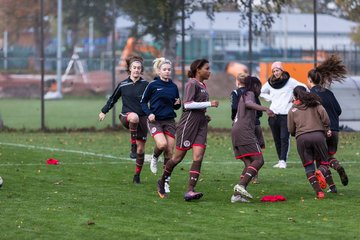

{"left": 266, "top": 109, "right": 275, "bottom": 117}
{"left": 205, "top": 115, "right": 211, "bottom": 122}
{"left": 211, "top": 100, "right": 219, "bottom": 107}
{"left": 99, "top": 112, "right": 106, "bottom": 121}
{"left": 174, "top": 98, "right": 181, "bottom": 105}
{"left": 148, "top": 114, "right": 156, "bottom": 122}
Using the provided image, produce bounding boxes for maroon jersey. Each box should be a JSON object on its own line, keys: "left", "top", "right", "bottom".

{"left": 176, "top": 79, "right": 210, "bottom": 150}
{"left": 183, "top": 78, "right": 209, "bottom": 108}
{"left": 231, "top": 91, "right": 258, "bottom": 146}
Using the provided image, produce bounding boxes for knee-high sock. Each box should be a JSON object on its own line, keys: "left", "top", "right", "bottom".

{"left": 329, "top": 157, "right": 341, "bottom": 171}
{"left": 240, "top": 158, "right": 264, "bottom": 187}
{"left": 161, "top": 159, "right": 179, "bottom": 182}
{"left": 135, "top": 153, "right": 144, "bottom": 174}
{"left": 188, "top": 161, "right": 202, "bottom": 191}
{"left": 129, "top": 122, "right": 138, "bottom": 144}
{"left": 319, "top": 165, "right": 335, "bottom": 189}
{"left": 163, "top": 157, "right": 170, "bottom": 169}
{"left": 153, "top": 147, "right": 163, "bottom": 158}
{"left": 305, "top": 164, "right": 322, "bottom": 193}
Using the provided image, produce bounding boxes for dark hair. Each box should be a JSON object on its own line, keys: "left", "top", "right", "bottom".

{"left": 244, "top": 76, "right": 262, "bottom": 97}
{"left": 188, "top": 59, "right": 209, "bottom": 78}
{"left": 308, "top": 55, "right": 347, "bottom": 86}
{"left": 126, "top": 55, "right": 144, "bottom": 74}
{"left": 293, "top": 86, "right": 321, "bottom": 107}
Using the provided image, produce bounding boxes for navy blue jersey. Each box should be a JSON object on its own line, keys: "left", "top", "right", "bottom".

{"left": 101, "top": 77, "right": 148, "bottom": 116}
{"left": 311, "top": 86, "right": 342, "bottom": 131}
{"left": 140, "top": 76, "right": 181, "bottom": 120}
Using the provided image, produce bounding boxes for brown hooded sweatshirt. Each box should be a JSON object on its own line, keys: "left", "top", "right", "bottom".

{"left": 287, "top": 101, "right": 330, "bottom": 139}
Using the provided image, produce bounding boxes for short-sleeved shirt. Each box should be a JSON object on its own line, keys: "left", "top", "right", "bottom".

{"left": 231, "top": 91, "right": 258, "bottom": 146}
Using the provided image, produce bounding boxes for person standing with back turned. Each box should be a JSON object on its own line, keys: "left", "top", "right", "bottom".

{"left": 157, "top": 59, "right": 219, "bottom": 201}
{"left": 260, "top": 61, "right": 307, "bottom": 169}
{"left": 308, "top": 55, "right": 348, "bottom": 191}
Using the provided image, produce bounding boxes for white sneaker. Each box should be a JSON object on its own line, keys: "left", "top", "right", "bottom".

{"left": 231, "top": 194, "right": 250, "bottom": 203}
{"left": 273, "top": 160, "right": 287, "bottom": 168}
{"left": 233, "top": 184, "right": 253, "bottom": 199}
{"left": 279, "top": 160, "right": 287, "bottom": 169}
{"left": 150, "top": 155, "right": 158, "bottom": 174}
{"left": 273, "top": 161, "right": 281, "bottom": 168}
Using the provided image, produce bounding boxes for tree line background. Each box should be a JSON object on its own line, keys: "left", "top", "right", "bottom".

{"left": 0, "top": 0, "right": 359, "bottom": 66}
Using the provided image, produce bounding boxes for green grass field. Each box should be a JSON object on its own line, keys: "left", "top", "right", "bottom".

{"left": 0, "top": 129, "right": 359, "bottom": 239}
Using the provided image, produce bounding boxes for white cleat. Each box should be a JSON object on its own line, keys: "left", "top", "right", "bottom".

{"left": 233, "top": 184, "right": 253, "bottom": 199}
{"left": 164, "top": 176, "right": 171, "bottom": 193}
{"left": 164, "top": 181, "right": 170, "bottom": 193}
{"left": 150, "top": 155, "right": 158, "bottom": 175}
{"left": 231, "top": 194, "right": 250, "bottom": 203}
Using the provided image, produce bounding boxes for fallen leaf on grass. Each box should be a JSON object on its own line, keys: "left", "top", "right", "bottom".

{"left": 87, "top": 220, "right": 95, "bottom": 225}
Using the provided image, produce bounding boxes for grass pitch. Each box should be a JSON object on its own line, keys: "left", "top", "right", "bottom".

{"left": 0, "top": 130, "right": 359, "bottom": 239}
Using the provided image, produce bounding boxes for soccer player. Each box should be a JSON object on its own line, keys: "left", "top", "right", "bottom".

{"left": 288, "top": 86, "right": 332, "bottom": 199}
{"left": 140, "top": 57, "right": 181, "bottom": 192}
{"left": 99, "top": 55, "right": 148, "bottom": 184}
{"left": 308, "top": 55, "right": 349, "bottom": 191}
{"left": 230, "top": 76, "right": 274, "bottom": 203}
{"left": 231, "top": 72, "right": 265, "bottom": 184}
{"left": 156, "top": 58, "right": 219, "bottom": 201}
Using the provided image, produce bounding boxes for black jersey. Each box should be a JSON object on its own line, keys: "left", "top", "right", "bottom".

{"left": 101, "top": 77, "right": 148, "bottom": 116}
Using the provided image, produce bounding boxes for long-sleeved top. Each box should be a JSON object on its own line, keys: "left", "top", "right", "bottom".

{"left": 261, "top": 72, "right": 307, "bottom": 115}
{"left": 101, "top": 77, "right": 148, "bottom": 116}
{"left": 287, "top": 101, "right": 330, "bottom": 138}
{"left": 310, "top": 86, "right": 342, "bottom": 131}
{"left": 231, "top": 87, "right": 262, "bottom": 124}
{"left": 140, "top": 76, "right": 181, "bottom": 120}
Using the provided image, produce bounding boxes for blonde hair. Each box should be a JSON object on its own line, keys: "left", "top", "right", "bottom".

{"left": 236, "top": 72, "right": 248, "bottom": 87}
{"left": 153, "top": 57, "right": 172, "bottom": 75}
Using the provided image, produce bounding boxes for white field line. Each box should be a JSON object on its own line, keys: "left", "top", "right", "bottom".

{"left": 0, "top": 141, "right": 358, "bottom": 167}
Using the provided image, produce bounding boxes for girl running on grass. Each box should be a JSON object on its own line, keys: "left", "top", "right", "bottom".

{"left": 230, "top": 72, "right": 265, "bottom": 184}
{"left": 230, "top": 76, "right": 274, "bottom": 203}
{"left": 140, "top": 57, "right": 181, "bottom": 192}
{"left": 156, "top": 58, "right": 219, "bottom": 201}
{"left": 288, "top": 86, "right": 332, "bottom": 199}
{"left": 308, "top": 55, "right": 349, "bottom": 192}
{"left": 99, "top": 55, "right": 148, "bottom": 184}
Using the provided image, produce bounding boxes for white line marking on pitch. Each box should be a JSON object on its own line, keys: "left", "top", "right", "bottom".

{"left": 0, "top": 142, "right": 358, "bottom": 166}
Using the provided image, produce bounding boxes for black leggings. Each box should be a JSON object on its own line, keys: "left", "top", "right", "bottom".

{"left": 268, "top": 115, "right": 290, "bottom": 161}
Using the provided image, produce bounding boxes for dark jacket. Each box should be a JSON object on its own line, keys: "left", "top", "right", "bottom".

{"left": 310, "top": 86, "right": 342, "bottom": 131}
{"left": 140, "top": 76, "right": 181, "bottom": 120}
{"left": 101, "top": 77, "right": 148, "bottom": 116}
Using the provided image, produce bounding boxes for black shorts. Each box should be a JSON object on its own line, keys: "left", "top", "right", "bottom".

{"left": 119, "top": 113, "right": 148, "bottom": 141}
